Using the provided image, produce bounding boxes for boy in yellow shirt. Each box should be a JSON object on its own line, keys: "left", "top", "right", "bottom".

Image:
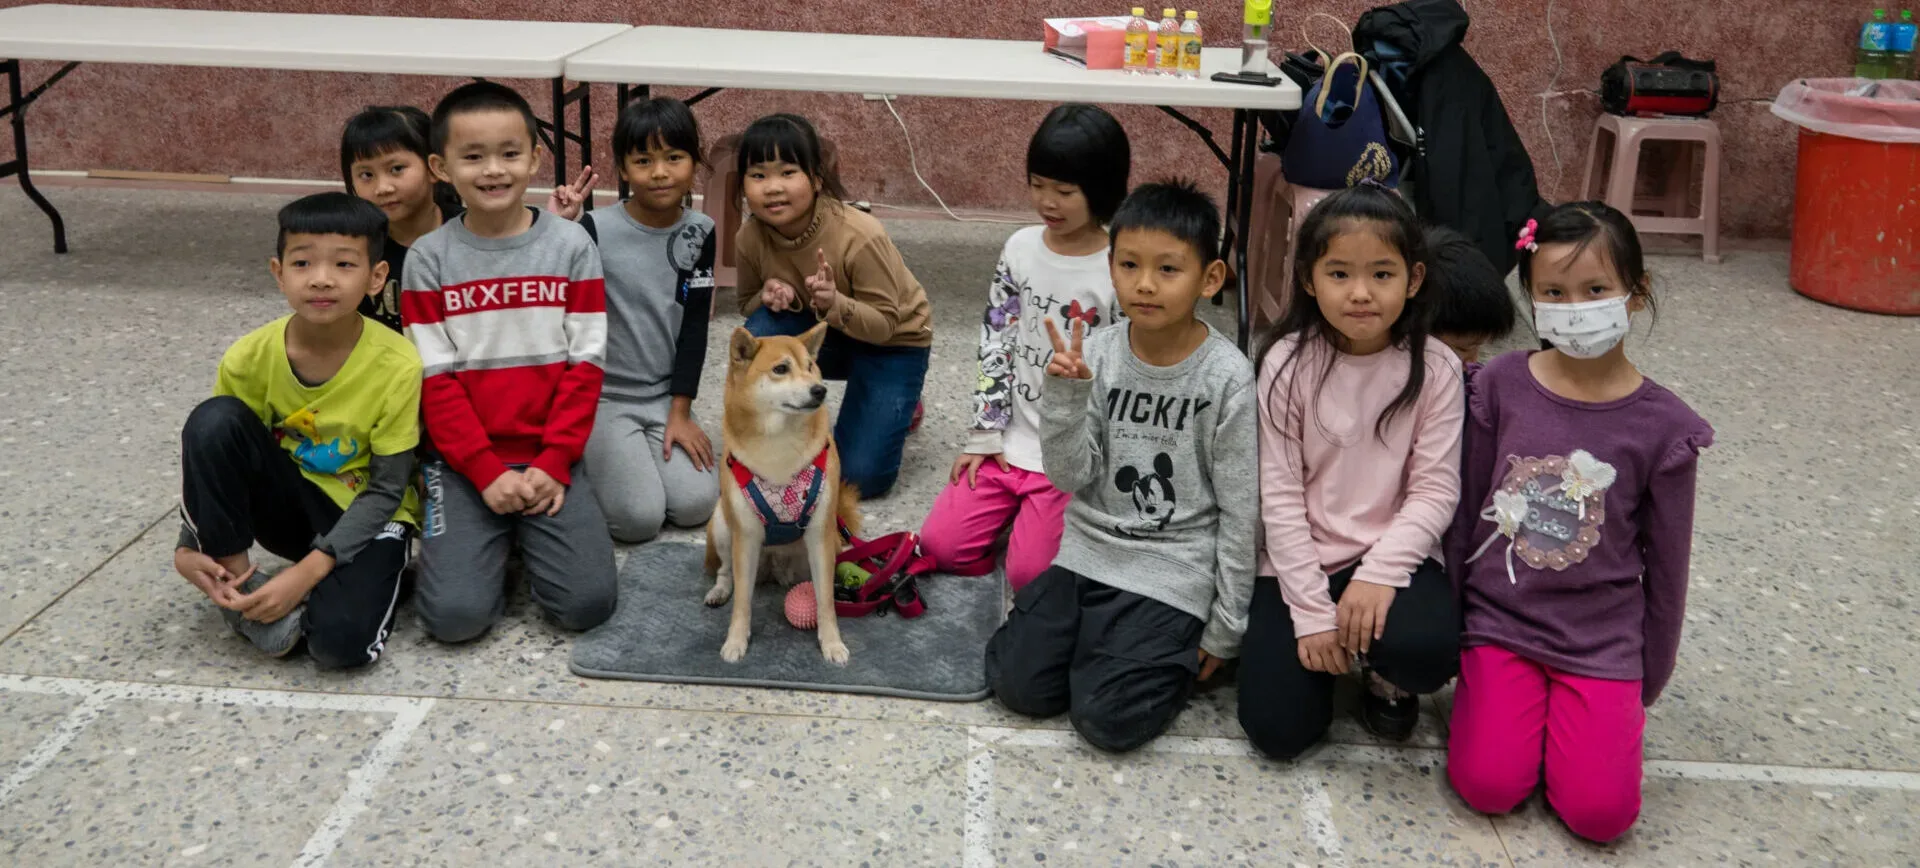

{"left": 173, "top": 192, "right": 424, "bottom": 668}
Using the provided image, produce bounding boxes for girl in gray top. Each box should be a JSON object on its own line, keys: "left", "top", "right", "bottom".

{"left": 579, "top": 98, "right": 721, "bottom": 543}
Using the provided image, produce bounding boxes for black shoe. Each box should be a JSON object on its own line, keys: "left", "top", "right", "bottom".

{"left": 1360, "top": 683, "right": 1420, "bottom": 742}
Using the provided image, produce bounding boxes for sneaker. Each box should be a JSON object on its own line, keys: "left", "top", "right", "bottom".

{"left": 220, "top": 567, "right": 304, "bottom": 658}
{"left": 908, "top": 401, "right": 925, "bottom": 434}
{"left": 1360, "top": 669, "right": 1420, "bottom": 742}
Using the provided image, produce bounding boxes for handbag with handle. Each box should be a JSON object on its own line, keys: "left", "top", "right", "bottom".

{"left": 1281, "top": 51, "right": 1399, "bottom": 189}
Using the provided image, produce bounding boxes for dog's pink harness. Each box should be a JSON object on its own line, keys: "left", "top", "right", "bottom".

{"left": 726, "top": 447, "right": 830, "bottom": 547}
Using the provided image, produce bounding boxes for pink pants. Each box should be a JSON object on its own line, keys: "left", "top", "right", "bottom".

{"left": 1447, "top": 644, "right": 1645, "bottom": 843}
{"left": 917, "top": 462, "right": 1069, "bottom": 590}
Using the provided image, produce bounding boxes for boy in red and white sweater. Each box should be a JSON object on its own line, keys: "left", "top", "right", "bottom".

{"left": 401, "top": 82, "right": 616, "bottom": 642}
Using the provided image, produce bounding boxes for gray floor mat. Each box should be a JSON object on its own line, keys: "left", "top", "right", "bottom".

{"left": 571, "top": 542, "right": 1004, "bottom": 701}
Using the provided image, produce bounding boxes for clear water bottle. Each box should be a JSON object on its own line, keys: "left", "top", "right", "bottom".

{"left": 1891, "top": 10, "right": 1917, "bottom": 79}
{"left": 1157, "top": 8, "right": 1180, "bottom": 76}
{"left": 1124, "top": 8, "right": 1152, "bottom": 75}
{"left": 1240, "top": 0, "right": 1273, "bottom": 75}
{"left": 1856, "top": 8, "right": 1893, "bottom": 78}
{"left": 1178, "top": 10, "right": 1204, "bottom": 80}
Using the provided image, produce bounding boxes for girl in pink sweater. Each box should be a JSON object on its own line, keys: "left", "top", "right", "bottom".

{"left": 1238, "top": 184, "right": 1464, "bottom": 759}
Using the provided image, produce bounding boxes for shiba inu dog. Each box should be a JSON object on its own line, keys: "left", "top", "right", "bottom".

{"left": 705, "top": 324, "right": 860, "bottom": 664}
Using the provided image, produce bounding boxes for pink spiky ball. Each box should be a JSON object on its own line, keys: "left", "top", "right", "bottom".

{"left": 784, "top": 581, "right": 817, "bottom": 630}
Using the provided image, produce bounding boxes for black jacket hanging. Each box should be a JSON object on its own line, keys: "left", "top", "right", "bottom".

{"left": 1354, "top": 0, "right": 1545, "bottom": 276}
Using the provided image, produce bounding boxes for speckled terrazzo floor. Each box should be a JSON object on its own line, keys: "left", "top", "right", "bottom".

{"left": 1, "top": 184, "right": 1915, "bottom": 866}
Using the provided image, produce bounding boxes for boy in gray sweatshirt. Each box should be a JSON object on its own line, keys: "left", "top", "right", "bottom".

{"left": 984, "top": 181, "right": 1258, "bottom": 753}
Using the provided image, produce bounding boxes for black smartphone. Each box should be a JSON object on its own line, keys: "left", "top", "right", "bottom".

{"left": 1210, "top": 71, "right": 1284, "bottom": 87}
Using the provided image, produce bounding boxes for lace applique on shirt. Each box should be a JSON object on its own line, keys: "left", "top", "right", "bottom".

{"left": 1470, "top": 449, "right": 1618, "bottom": 581}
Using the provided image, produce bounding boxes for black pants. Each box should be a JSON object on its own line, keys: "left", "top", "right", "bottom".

{"left": 180, "top": 396, "right": 410, "bottom": 669}
{"left": 984, "top": 566, "right": 1203, "bottom": 753}
{"left": 1237, "top": 559, "right": 1460, "bottom": 760}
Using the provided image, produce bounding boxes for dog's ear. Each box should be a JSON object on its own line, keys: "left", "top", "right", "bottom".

{"left": 729, "top": 328, "right": 757, "bottom": 365}
{"left": 800, "top": 322, "right": 828, "bottom": 359}
{"left": 1115, "top": 465, "right": 1139, "bottom": 493}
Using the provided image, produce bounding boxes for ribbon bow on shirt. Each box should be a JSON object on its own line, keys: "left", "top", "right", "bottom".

{"left": 1467, "top": 490, "right": 1530, "bottom": 585}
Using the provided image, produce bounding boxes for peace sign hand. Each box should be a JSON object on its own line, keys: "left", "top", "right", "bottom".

{"left": 545, "top": 165, "right": 597, "bottom": 220}
{"left": 1044, "top": 318, "right": 1092, "bottom": 380}
{"left": 806, "top": 248, "right": 838, "bottom": 313}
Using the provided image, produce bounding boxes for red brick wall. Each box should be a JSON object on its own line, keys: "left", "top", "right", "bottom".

{"left": 2, "top": 0, "right": 1873, "bottom": 236}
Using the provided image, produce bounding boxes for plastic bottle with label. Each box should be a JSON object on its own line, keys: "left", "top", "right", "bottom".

{"left": 1178, "top": 10, "right": 1204, "bottom": 80}
{"left": 1890, "top": 9, "right": 1917, "bottom": 79}
{"left": 1856, "top": 8, "right": 1893, "bottom": 79}
{"left": 1157, "top": 9, "right": 1181, "bottom": 75}
{"left": 1125, "top": 8, "right": 1152, "bottom": 75}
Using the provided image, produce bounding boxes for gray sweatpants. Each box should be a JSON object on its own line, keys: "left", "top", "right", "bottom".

{"left": 416, "top": 461, "right": 617, "bottom": 643}
{"left": 583, "top": 394, "right": 720, "bottom": 543}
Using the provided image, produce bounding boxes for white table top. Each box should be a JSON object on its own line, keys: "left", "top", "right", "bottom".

{"left": 566, "top": 26, "right": 1301, "bottom": 111}
{"left": 0, "top": 4, "right": 630, "bottom": 79}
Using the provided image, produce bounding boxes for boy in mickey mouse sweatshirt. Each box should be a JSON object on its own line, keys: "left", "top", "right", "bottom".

{"left": 983, "top": 181, "right": 1258, "bottom": 754}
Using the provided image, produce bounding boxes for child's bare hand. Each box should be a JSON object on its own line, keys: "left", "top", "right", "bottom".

{"left": 1198, "top": 649, "right": 1224, "bottom": 682}
{"left": 950, "top": 451, "right": 1010, "bottom": 488}
{"left": 522, "top": 467, "right": 567, "bottom": 516}
{"left": 481, "top": 470, "right": 532, "bottom": 515}
{"left": 545, "top": 166, "right": 597, "bottom": 220}
{"left": 174, "top": 548, "right": 245, "bottom": 608}
{"left": 1297, "top": 631, "right": 1351, "bottom": 674}
{"left": 805, "top": 248, "right": 838, "bottom": 313}
{"left": 233, "top": 569, "right": 308, "bottom": 624}
{"left": 761, "top": 279, "right": 799, "bottom": 313}
{"left": 1044, "top": 318, "right": 1092, "bottom": 380}
{"left": 1336, "top": 580, "right": 1396, "bottom": 655}
{"left": 664, "top": 413, "right": 714, "bottom": 472}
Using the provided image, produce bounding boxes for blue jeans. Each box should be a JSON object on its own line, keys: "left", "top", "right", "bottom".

{"left": 745, "top": 307, "right": 929, "bottom": 498}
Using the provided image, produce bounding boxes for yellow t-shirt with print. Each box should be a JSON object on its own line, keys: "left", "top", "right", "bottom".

{"left": 214, "top": 316, "right": 423, "bottom": 526}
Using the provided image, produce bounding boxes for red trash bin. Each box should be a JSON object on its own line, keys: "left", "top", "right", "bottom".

{"left": 1772, "top": 79, "right": 1920, "bottom": 315}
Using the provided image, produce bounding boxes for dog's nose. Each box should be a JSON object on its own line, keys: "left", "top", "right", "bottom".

{"left": 809, "top": 385, "right": 828, "bottom": 401}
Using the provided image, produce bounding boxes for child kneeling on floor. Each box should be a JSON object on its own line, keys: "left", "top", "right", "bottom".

{"left": 919, "top": 104, "right": 1131, "bottom": 591}
{"left": 173, "top": 192, "right": 422, "bottom": 668}
{"left": 733, "top": 112, "right": 933, "bottom": 498}
{"left": 579, "top": 96, "right": 721, "bottom": 543}
{"left": 1237, "top": 184, "right": 1465, "bottom": 759}
{"left": 402, "top": 82, "right": 617, "bottom": 642}
{"left": 984, "top": 181, "right": 1257, "bottom": 753}
{"left": 1445, "top": 202, "right": 1711, "bottom": 842}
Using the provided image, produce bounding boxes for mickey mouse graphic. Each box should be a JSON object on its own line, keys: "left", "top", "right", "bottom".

{"left": 1114, "top": 452, "right": 1176, "bottom": 537}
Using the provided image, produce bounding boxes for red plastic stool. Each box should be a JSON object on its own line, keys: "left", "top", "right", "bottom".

{"left": 1580, "top": 114, "right": 1722, "bottom": 264}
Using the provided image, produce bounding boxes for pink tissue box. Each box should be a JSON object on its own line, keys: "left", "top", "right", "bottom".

{"left": 1043, "top": 16, "right": 1131, "bottom": 70}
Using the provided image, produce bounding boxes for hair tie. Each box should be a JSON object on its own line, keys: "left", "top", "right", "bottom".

{"left": 1514, "top": 219, "right": 1539, "bottom": 253}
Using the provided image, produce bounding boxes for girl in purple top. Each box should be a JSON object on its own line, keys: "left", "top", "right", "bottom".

{"left": 1445, "top": 202, "right": 1712, "bottom": 843}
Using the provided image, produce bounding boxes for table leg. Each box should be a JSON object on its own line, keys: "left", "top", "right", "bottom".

{"left": 542, "top": 77, "right": 594, "bottom": 210}
{"left": 1230, "top": 109, "right": 1258, "bottom": 352}
{"left": 615, "top": 84, "right": 650, "bottom": 203}
{"left": 3, "top": 59, "right": 70, "bottom": 254}
{"left": 577, "top": 80, "right": 592, "bottom": 212}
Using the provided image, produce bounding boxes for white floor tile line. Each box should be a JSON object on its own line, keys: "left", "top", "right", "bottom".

{"left": 961, "top": 736, "right": 996, "bottom": 868}
{"left": 971, "top": 726, "right": 1920, "bottom": 793}
{"left": 0, "top": 694, "right": 111, "bottom": 808}
{"left": 0, "top": 674, "right": 423, "bottom": 714}
{"left": 0, "top": 674, "right": 436, "bottom": 868}
{"left": 292, "top": 698, "right": 435, "bottom": 868}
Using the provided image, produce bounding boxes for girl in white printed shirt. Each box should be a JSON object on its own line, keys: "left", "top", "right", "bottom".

{"left": 917, "top": 105, "right": 1132, "bottom": 590}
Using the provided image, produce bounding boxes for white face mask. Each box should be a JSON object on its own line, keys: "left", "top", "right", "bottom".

{"left": 1534, "top": 296, "right": 1631, "bottom": 359}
